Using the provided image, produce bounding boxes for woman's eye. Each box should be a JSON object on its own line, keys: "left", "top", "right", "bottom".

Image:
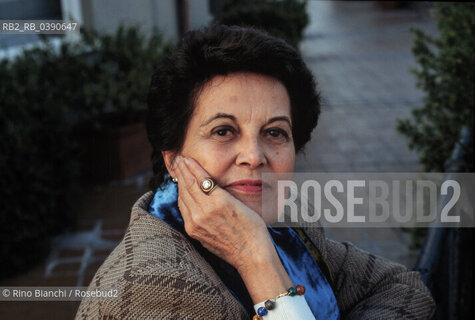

{"left": 216, "top": 129, "right": 229, "bottom": 136}
{"left": 267, "top": 128, "right": 289, "bottom": 139}
{"left": 212, "top": 127, "right": 234, "bottom": 137}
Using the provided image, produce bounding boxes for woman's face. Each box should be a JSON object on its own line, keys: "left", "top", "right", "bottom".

{"left": 165, "top": 72, "right": 295, "bottom": 220}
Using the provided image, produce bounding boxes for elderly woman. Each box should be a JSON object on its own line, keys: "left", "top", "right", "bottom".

{"left": 76, "top": 25, "right": 435, "bottom": 319}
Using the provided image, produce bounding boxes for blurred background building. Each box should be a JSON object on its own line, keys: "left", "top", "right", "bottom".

{"left": 0, "top": 0, "right": 212, "bottom": 57}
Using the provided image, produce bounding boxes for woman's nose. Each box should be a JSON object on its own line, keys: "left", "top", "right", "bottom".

{"left": 235, "top": 136, "right": 267, "bottom": 169}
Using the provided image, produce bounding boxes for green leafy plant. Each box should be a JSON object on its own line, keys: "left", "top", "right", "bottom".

{"left": 216, "top": 0, "right": 309, "bottom": 48}
{"left": 0, "top": 25, "right": 170, "bottom": 279}
{"left": 397, "top": 3, "right": 474, "bottom": 172}
{"left": 398, "top": 4, "right": 474, "bottom": 251}
{"left": 78, "top": 25, "right": 172, "bottom": 129}
{"left": 0, "top": 48, "right": 81, "bottom": 278}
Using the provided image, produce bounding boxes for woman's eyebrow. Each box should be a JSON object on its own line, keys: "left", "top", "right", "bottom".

{"left": 200, "top": 113, "right": 236, "bottom": 127}
{"left": 200, "top": 113, "right": 292, "bottom": 128}
{"left": 267, "top": 116, "right": 292, "bottom": 128}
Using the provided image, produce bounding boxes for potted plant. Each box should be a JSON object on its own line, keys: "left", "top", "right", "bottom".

{"left": 73, "top": 25, "right": 172, "bottom": 181}
{"left": 215, "top": 0, "right": 309, "bottom": 49}
{"left": 0, "top": 41, "right": 82, "bottom": 278}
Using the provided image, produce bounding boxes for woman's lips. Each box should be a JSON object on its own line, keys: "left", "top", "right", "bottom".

{"left": 227, "top": 184, "right": 263, "bottom": 193}
{"left": 225, "top": 180, "right": 270, "bottom": 194}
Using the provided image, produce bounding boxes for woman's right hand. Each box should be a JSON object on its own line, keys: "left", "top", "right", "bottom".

{"left": 173, "top": 155, "right": 293, "bottom": 303}
{"left": 173, "top": 155, "right": 271, "bottom": 269}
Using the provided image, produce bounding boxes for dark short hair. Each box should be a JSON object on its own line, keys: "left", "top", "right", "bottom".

{"left": 146, "top": 24, "right": 320, "bottom": 191}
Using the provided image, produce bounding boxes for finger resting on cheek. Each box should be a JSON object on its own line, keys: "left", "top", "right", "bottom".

{"left": 179, "top": 159, "right": 199, "bottom": 191}
{"left": 178, "top": 181, "right": 195, "bottom": 208}
{"left": 183, "top": 171, "right": 205, "bottom": 203}
{"left": 174, "top": 159, "right": 184, "bottom": 183}
{"left": 183, "top": 157, "right": 210, "bottom": 185}
{"left": 181, "top": 158, "right": 222, "bottom": 204}
{"left": 176, "top": 161, "right": 194, "bottom": 193}
{"left": 183, "top": 158, "right": 203, "bottom": 178}
{"left": 183, "top": 157, "right": 223, "bottom": 197}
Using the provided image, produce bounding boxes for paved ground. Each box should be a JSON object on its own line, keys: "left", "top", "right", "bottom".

{"left": 0, "top": 2, "right": 439, "bottom": 319}
{"left": 297, "top": 1, "right": 437, "bottom": 173}
{"left": 296, "top": 1, "right": 437, "bottom": 267}
{"left": 0, "top": 175, "right": 150, "bottom": 319}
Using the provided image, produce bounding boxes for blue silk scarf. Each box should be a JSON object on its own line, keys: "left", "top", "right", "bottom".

{"left": 148, "top": 176, "right": 340, "bottom": 319}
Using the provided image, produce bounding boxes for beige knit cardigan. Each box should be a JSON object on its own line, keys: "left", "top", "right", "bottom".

{"left": 75, "top": 191, "right": 435, "bottom": 319}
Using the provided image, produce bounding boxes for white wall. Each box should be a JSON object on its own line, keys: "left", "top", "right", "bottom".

{"left": 80, "top": 0, "right": 212, "bottom": 42}
{"left": 80, "top": 0, "right": 176, "bottom": 41}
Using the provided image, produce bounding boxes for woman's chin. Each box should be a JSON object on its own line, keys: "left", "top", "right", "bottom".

{"left": 240, "top": 197, "right": 279, "bottom": 225}
{"left": 237, "top": 197, "right": 261, "bottom": 213}
{"left": 226, "top": 189, "right": 279, "bottom": 224}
